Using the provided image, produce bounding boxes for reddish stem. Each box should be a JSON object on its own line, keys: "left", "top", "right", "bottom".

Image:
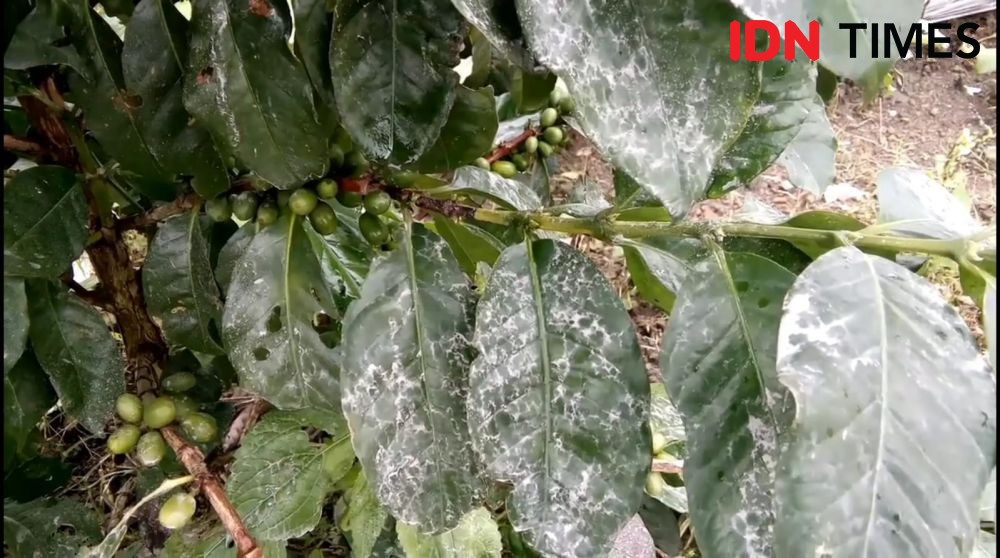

{"left": 486, "top": 129, "right": 538, "bottom": 164}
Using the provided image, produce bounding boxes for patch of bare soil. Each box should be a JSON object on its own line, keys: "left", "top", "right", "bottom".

{"left": 552, "top": 13, "right": 997, "bottom": 379}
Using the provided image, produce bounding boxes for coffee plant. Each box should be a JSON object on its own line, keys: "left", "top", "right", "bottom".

{"left": 2, "top": 0, "right": 996, "bottom": 556}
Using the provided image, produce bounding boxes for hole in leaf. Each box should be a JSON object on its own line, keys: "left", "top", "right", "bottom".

{"left": 312, "top": 312, "right": 334, "bottom": 333}
{"left": 756, "top": 297, "right": 770, "bottom": 309}
{"left": 734, "top": 280, "right": 750, "bottom": 294}
{"left": 197, "top": 67, "right": 215, "bottom": 85}
{"left": 266, "top": 306, "right": 282, "bottom": 333}
{"left": 253, "top": 347, "right": 270, "bottom": 361}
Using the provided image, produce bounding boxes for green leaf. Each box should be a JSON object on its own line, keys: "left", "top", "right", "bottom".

{"left": 163, "top": 528, "right": 288, "bottom": 558}
{"left": 414, "top": 85, "right": 498, "bottom": 173}
{"left": 464, "top": 28, "right": 492, "bottom": 88}
{"left": 26, "top": 280, "right": 126, "bottom": 432}
{"left": 428, "top": 166, "right": 542, "bottom": 210}
{"left": 3, "top": 166, "right": 89, "bottom": 278}
{"left": 775, "top": 94, "right": 836, "bottom": 195}
{"left": 430, "top": 215, "right": 503, "bottom": 277}
{"left": 876, "top": 167, "right": 982, "bottom": 239}
{"left": 227, "top": 411, "right": 346, "bottom": 540}
{"left": 782, "top": 210, "right": 868, "bottom": 259}
{"left": 185, "top": 0, "right": 327, "bottom": 187}
{"left": 63, "top": 0, "right": 176, "bottom": 200}
{"left": 619, "top": 237, "right": 707, "bottom": 313}
{"left": 397, "top": 507, "right": 503, "bottom": 558}
{"left": 709, "top": 59, "right": 815, "bottom": 195}
{"left": 4, "top": 0, "right": 84, "bottom": 73}
{"left": 341, "top": 222, "right": 479, "bottom": 532}
{"left": 330, "top": 0, "right": 465, "bottom": 163}
{"left": 144, "top": 210, "right": 224, "bottom": 354}
{"left": 516, "top": 0, "right": 760, "bottom": 216}
{"left": 121, "top": 0, "right": 229, "bottom": 198}
{"left": 450, "top": 0, "right": 532, "bottom": 67}
{"left": 3, "top": 497, "right": 101, "bottom": 557}
{"left": 469, "top": 239, "right": 650, "bottom": 556}
{"left": 986, "top": 282, "right": 996, "bottom": 370}
{"left": 661, "top": 248, "right": 795, "bottom": 556}
{"left": 222, "top": 215, "right": 341, "bottom": 411}
{"left": 340, "top": 469, "right": 390, "bottom": 558}
{"left": 637, "top": 497, "right": 681, "bottom": 557}
{"left": 648, "top": 383, "right": 684, "bottom": 447}
{"left": 4, "top": 352, "right": 56, "bottom": 462}
{"left": 511, "top": 68, "right": 555, "bottom": 113}
{"left": 4, "top": 277, "right": 29, "bottom": 373}
{"left": 774, "top": 247, "right": 996, "bottom": 556}
{"left": 215, "top": 223, "right": 255, "bottom": 296}
{"left": 290, "top": 0, "right": 337, "bottom": 127}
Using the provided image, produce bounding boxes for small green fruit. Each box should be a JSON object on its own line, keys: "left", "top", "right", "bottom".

{"left": 645, "top": 472, "right": 667, "bottom": 497}
{"left": 543, "top": 126, "right": 564, "bottom": 145}
{"left": 181, "top": 412, "right": 219, "bottom": 443}
{"left": 136, "top": 431, "right": 167, "bottom": 467}
{"left": 491, "top": 160, "right": 518, "bottom": 178}
{"left": 548, "top": 89, "right": 563, "bottom": 107}
{"left": 523, "top": 136, "right": 539, "bottom": 154}
{"left": 309, "top": 203, "right": 339, "bottom": 235}
{"left": 116, "top": 393, "right": 143, "bottom": 424}
{"left": 162, "top": 372, "right": 197, "bottom": 394}
{"left": 172, "top": 395, "right": 199, "bottom": 420}
{"left": 359, "top": 213, "right": 389, "bottom": 245}
{"left": 651, "top": 432, "right": 668, "bottom": 455}
{"left": 289, "top": 188, "right": 319, "bottom": 216}
{"left": 474, "top": 157, "right": 491, "bottom": 170}
{"left": 559, "top": 95, "right": 576, "bottom": 114}
{"left": 107, "top": 424, "right": 141, "bottom": 455}
{"left": 204, "top": 197, "right": 231, "bottom": 222}
{"left": 144, "top": 396, "right": 177, "bottom": 429}
{"left": 256, "top": 201, "right": 280, "bottom": 226}
{"left": 512, "top": 154, "right": 529, "bottom": 171}
{"left": 537, "top": 141, "right": 555, "bottom": 158}
{"left": 345, "top": 151, "right": 369, "bottom": 177}
{"left": 363, "top": 191, "right": 392, "bottom": 215}
{"left": 655, "top": 451, "right": 670, "bottom": 461}
{"left": 337, "top": 190, "right": 363, "bottom": 208}
{"left": 231, "top": 192, "right": 259, "bottom": 221}
{"left": 159, "top": 493, "right": 196, "bottom": 530}
{"left": 559, "top": 127, "right": 572, "bottom": 145}
{"left": 540, "top": 107, "right": 559, "bottom": 128}
{"left": 316, "top": 178, "right": 339, "bottom": 199}
{"left": 328, "top": 144, "right": 345, "bottom": 168}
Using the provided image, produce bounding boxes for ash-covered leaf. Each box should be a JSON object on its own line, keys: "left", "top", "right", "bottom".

{"left": 427, "top": 166, "right": 542, "bottom": 210}
{"left": 396, "top": 507, "right": 503, "bottom": 557}
{"left": 877, "top": 167, "right": 983, "bottom": 239}
{"left": 3, "top": 497, "right": 101, "bottom": 557}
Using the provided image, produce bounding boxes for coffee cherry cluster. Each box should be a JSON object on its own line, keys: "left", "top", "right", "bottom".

{"left": 644, "top": 431, "right": 672, "bottom": 498}
{"left": 107, "top": 372, "right": 220, "bottom": 464}
{"left": 203, "top": 176, "right": 343, "bottom": 237}
{"left": 476, "top": 91, "right": 574, "bottom": 179}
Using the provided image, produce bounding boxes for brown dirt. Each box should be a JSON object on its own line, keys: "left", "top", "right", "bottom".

{"left": 552, "top": 14, "right": 997, "bottom": 379}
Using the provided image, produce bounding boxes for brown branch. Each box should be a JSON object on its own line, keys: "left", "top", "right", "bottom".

{"left": 221, "top": 399, "right": 272, "bottom": 453}
{"left": 4, "top": 134, "right": 45, "bottom": 156}
{"left": 651, "top": 462, "right": 683, "bottom": 475}
{"left": 486, "top": 129, "right": 537, "bottom": 163}
{"left": 161, "top": 427, "right": 262, "bottom": 558}
{"left": 121, "top": 192, "right": 202, "bottom": 229}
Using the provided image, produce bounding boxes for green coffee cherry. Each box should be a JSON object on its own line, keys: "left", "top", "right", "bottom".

{"left": 543, "top": 126, "right": 564, "bottom": 145}
{"left": 538, "top": 141, "right": 555, "bottom": 158}
{"left": 144, "top": 396, "right": 177, "bottom": 429}
{"left": 172, "top": 395, "right": 199, "bottom": 420}
{"left": 491, "top": 160, "right": 518, "bottom": 178}
{"left": 559, "top": 95, "right": 576, "bottom": 114}
{"left": 345, "top": 151, "right": 369, "bottom": 177}
{"left": 316, "top": 178, "right": 339, "bottom": 199}
{"left": 107, "top": 424, "right": 141, "bottom": 455}
{"left": 136, "top": 431, "right": 167, "bottom": 467}
{"left": 181, "top": 412, "right": 219, "bottom": 443}
{"left": 651, "top": 432, "right": 668, "bottom": 455}
{"left": 548, "top": 89, "right": 563, "bottom": 107}
{"left": 231, "top": 192, "right": 259, "bottom": 221}
{"left": 512, "top": 154, "right": 529, "bottom": 171}
{"left": 359, "top": 213, "right": 389, "bottom": 245}
{"left": 337, "top": 190, "right": 363, "bottom": 208}
{"left": 523, "top": 136, "right": 539, "bottom": 154}
{"left": 363, "top": 191, "right": 392, "bottom": 215}
{"left": 328, "top": 144, "right": 345, "bottom": 168}
{"left": 205, "top": 197, "right": 232, "bottom": 223}
{"left": 162, "top": 372, "right": 196, "bottom": 394}
{"left": 159, "top": 493, "right": 196, "bottom": 530}
{"left": 474, "top": 157, "right": 491, "bottom": 170}
{"left": 289, "top": 188, "right": 318, "bottom": 216}
{"left": 256, "top": 201, "right": 279, "bottom": 226}
{"left": 309, "top": 202, "right": 339, "bottom": 235}
{"left": 645, "top": 472, "right": 667, "bottom": 497}
{"left": 559, "top": 127, "right": 572, "bottom": 145}
{"left": 540, "top": 107, "right": 559, "bottom": 128}
{"left": 116, "top": 393, "right": 143, "bottom": 424}
{"left": 276, "top": 190, "right": 292, "bottom": 208}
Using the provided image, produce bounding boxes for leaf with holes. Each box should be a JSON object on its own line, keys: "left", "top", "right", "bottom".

{"left": 222, "top": 215, "right": 341, "bottom": 411}
{"left": 26, "top": 280, "right": 126, "bottom": 433}
{"left": 122, "top": 0, "right": 229, "bottom": 198}
{"left": 331, "top": 0, "right": 465, "bottom": 163}
{"left": 515, "top": 0, "right": 761, "bottom": 216}
{"left": 341, "top": 222, "right": 479, "bottom": 533}
{"left": 3, "top": 166, "right": 88, "bottom": 279}
{"left": 4, "top": 352, "right": 56, "bottom": 463}
{"left": 4, "top": 277, "right": 29, "bottom": 374}
{"left": 414, "top": 85, "right": 498, "bottom": 173}
{"left": 775, "top": 247, "right": 996, "bottom": 556}
{"left": 469, "top": 239, "right": 649, "bottom": 556}
{"left": 877, "top": 167, "right": 983, "bottom": 239}
{"left": 427, "top": 166, "right": 542, "bottom": 210}
{"left": 661, "top": 248, "right": 795, "bottom": 556}
{"left": 144, "top": 209, "right": 224, "bottom": 354}
{"left": 185, "top": 0, "right": 327, "bottom": 187}
{"left": 3, "top": 497, "right": 102, "bottom": 557}
{"left": 227, "top": 411, "right": 347, "bottom": 540}
{"left": 397, "top": 507, "right": 503, "bottom": 558}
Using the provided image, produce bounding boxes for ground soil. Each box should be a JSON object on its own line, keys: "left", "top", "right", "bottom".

{"left": 551, "top": 14, "right": 998, "bottom": 381}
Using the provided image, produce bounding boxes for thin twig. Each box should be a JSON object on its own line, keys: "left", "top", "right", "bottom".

{"left": 222, "top": 399, "right": 272, "bottom": 453}
{"left": 486, "top": 129, "right": 537, "bottom": 163}
{"left": 4, "top": 134, "right": 45, "bottom": 155}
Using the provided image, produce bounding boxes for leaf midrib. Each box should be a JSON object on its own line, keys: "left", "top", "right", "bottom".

{"left": 524, "top": 238, "right": 553, "bottom": 519}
